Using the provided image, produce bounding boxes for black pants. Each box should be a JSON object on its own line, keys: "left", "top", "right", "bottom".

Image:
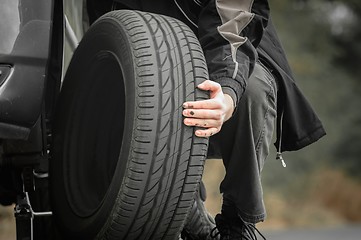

{"left": 209, "top": 62, "right": 277, "bottom": 223}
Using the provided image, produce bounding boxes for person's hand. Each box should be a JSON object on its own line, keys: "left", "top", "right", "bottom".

{"left": 182, "top": 80, "right": 235, "bottom": 138}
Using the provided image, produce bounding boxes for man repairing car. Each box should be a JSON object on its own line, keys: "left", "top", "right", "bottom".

{"left": 85, "top": 0, "right": 326, "bottom": 239}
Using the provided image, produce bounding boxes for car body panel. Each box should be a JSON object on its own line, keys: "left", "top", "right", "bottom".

{"left": 0, "top": 0, "right": 54, "bottom": 139}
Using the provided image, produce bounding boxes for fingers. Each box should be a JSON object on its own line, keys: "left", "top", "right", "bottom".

{"left": 184, "top": 117, "right": 221, "bottom": 128}
{"left": 183, "top": 80, "right": 223, "bottom": 109}
{"left": 182, "top": 80, "right": 226, "bottom": 138}
{"left": 197, "top": 80, "right": 222, "bottom": 97}
{"left": 183, "top": 109, "right": 223, "bottom": 138}
{"left": 195, "top": 127, "right": 219, "bottom": 138}
{"left": 183, "top": 98, "right": 222, "bottom": 110}
{"left": 183, "top": 108, "right": 222, "bottom": 120}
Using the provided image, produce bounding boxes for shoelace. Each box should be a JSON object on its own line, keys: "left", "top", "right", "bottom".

{"left": 210, "top": 217, "right": 266, "bottom": 240}
{"left": 241, "top": 218, "right": 266, "bottom": 240}
{"left": 210, "top": 227, "right": 221, "bottom": 239}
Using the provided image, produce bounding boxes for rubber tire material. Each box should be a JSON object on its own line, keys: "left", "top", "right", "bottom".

{"left": 51, "top": 10, "right": 209, "bottom": 240}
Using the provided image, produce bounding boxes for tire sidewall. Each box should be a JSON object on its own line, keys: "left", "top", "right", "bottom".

{"left": 51, "top": 18, "right": 136, "bottom": 238}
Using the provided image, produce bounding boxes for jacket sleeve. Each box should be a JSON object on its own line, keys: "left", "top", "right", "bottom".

{"left": 198, "top": 0, "right": 270, "bottom": 107}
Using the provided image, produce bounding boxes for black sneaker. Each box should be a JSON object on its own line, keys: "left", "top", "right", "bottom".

{"left": 181, "top": 182, "right": 218, "bottom": 240}
{"left": 210, "top": 214, "right": 266, "bottom": 240}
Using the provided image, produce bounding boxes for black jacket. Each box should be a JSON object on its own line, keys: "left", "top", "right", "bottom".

{"left": 88, "top": 0, "right": 326, "bottom": 152}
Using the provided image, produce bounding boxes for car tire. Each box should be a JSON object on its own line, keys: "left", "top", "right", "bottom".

{"left": 50, "top": 10, "right": 209, "bottom": 239}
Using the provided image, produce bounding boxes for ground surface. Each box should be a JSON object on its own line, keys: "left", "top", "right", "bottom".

{"left": 264, "top": 225, "right": 361, "bottom": 240}
{"left": 1, "top": 160, "right": 360, "bottom": 239}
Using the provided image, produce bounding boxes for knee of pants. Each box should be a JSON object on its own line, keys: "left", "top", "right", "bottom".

{"left": 239, "top": 63, "right": 277, "bottom": 109}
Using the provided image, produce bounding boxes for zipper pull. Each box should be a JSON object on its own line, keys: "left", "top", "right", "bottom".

{"left": 276, "top": 152, "right": 287, "bottom": 168}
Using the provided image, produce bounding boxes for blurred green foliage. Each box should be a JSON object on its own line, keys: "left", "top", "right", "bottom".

{"left": 263, "top": 0, "right": 361, "bottom": 193}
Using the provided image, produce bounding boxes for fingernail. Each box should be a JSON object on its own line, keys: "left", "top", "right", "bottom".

{"left": 183, "top": 103, "right": 187, "bottom": 108}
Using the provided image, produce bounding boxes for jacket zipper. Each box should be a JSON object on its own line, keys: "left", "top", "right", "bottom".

{"left": 259, "top": 58, "right": 286, "bottom": 168}
{"left": 276, "top": 110, "right": 286, "bottom": 167}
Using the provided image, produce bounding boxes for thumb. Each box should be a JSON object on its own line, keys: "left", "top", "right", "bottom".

{"left": 198, "top": 80, "right": 222, "bottom": 98}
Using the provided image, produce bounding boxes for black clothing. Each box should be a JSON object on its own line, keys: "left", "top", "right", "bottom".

{"left": 88, "top": 0, "right": 325, "bottom": 152}
{"left": 85, "top": 0, "right": 326, "bottom": 228}
{"left": 257, "top": 21, "right": 326, "bottom": 151}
